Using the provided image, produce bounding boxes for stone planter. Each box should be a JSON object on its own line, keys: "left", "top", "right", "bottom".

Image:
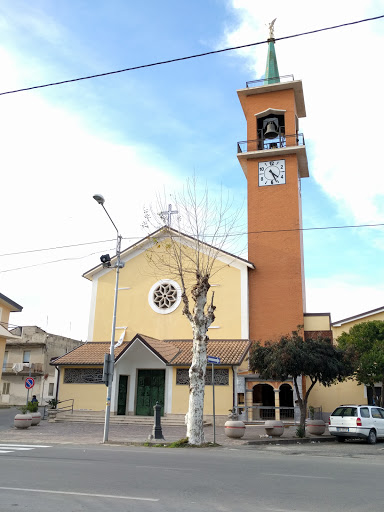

{"left": 224, "top": 420, "right": 246, "bottom": 438}
{"left": 264, "top": 420, "right": 284, "bottom": 437}
{"left": 14, "top": 413, "right": 33, "bottom": 429}
{"left": 31, "top": 411, "right": 42, "bottom": 426}
{"left": 47, "top": 409, "right": 57, "bottom": 422}
{"left": 306, "top": 419, "right": 326, "bottom": 436}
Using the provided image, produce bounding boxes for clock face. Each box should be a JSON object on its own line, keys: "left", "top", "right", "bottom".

{"left": 258, "top": 160, "right": 286, "bottom": 186}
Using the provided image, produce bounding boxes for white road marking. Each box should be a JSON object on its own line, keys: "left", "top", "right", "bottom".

{"left": 0, "top": 487, "right": 159, "bottom": 502}
{"left": 0, "top": 444, "right": 51, "bottom": 455}
{"left": 0, "top": 447, "right": 33, "bottom": 451}
{"left": 262, "top": 472, "right": 332, "bottom": 480}
{"left": 0, "top": 444, "right": 51, "bottom": 448}
{"left": 263, "top": 508, "right": 311, "bottom": 512}
{"left": 136, "top": 465, "right": 198, "bottom": 471}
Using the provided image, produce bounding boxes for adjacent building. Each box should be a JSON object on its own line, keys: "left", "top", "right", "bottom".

{"left": 1, "top": 326, "right": 82, "bottom": 405}
{"left": 0, "top": 292, "right": 23, "bottom": 391}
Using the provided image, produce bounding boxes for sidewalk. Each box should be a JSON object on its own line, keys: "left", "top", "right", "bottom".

{"left": 0, "top": 416, "right": 335, "bottom": 447}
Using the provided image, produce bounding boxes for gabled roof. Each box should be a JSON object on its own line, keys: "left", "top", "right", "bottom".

{"left": 51, "top": 342, "right": 128, "bottom": 366}
{"left": 83, "top": 227, "right": 254, "bottom": 280}
{"left": 332, "top": 306, "right": 384, "bottom": 327}
{"left": 52, "top": 333, "right": 251, "bottom": 367}
{"left": 167, "top": 339, "right": 251, "bottom": 366}
{"left": 0, "top": 292, "right": 23, "bottom": 312}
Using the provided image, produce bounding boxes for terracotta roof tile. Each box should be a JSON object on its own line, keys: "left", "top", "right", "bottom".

{"left": 135, "top": 334, "right": 181, "bottom": 363}
{"left": 166, "top": 339, "right": 251, "bottom": 365}
{"left": 52, "top": 342, "right": 128, "bottom": 365}
{"left": 52, "top": 336, "right": 251, "bottom": 366}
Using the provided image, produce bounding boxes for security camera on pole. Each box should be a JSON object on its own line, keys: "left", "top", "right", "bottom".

{"left": 93, "top": 194, "right": 125, "bottom": 443}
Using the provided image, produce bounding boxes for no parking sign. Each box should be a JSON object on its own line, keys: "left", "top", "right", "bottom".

{"left": 25, "top": 377, "right": 35, "bottom": 389}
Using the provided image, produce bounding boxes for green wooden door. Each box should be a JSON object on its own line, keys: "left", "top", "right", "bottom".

{"left": 117, "top": 375, "right": 128, "bottom": 415}
{"left": 136, "top": 370, "right": 165, "bottom": 416}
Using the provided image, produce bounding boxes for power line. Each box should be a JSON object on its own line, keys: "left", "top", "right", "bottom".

{"left": 0, "top": 222, "right": 383, "bottom": 270}
{"left": 246, "top": 222, "right": 384, "bottom": 236}
{"left": 0, "top": 250, "right": 107, "bottom": 274}
{"left": 0, "top": 15, "right": 382, "bottom": 97}
{"left": 0, "top": 238, "right": 117, "bottom": 257}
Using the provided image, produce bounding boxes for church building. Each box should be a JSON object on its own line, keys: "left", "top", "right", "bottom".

{"left": 53, "top": 32, "right": 331, "bottom": 423}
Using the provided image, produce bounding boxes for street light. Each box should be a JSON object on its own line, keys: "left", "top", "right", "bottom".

{"left": 93, "top": 193, "right": 124, "bottom": 443}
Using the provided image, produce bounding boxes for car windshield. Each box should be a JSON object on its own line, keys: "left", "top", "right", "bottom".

{"left": 331, "top": 407, "right": 357, "bottom": 417}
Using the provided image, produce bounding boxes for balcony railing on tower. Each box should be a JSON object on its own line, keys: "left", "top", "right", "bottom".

{"left": 245, "top": 74, "right": 295, "bottom": 88}
{"left": 237, "top": 133, "right": 305, "bottom": 154}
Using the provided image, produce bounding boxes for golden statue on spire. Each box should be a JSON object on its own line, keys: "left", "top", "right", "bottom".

{"left": 268, "top": 18, "right": 277, "bottom": 39}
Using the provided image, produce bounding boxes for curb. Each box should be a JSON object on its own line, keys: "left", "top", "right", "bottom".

{"left": 246, "top": 436, "right": 336, "bottom": 445}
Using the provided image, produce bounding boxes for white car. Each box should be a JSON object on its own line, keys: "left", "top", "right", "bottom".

{"left": 329, "top": 404, "right": 384, "bottom": 444}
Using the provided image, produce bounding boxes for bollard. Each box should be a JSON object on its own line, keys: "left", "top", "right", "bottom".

{"left": 152, "top": 402, "right": 164, "bottom": 440}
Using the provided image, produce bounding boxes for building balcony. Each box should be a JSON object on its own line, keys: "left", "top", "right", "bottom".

{"left": 237, "top": 133, "right": 308, "bottom": 178}
{"left": 2, "top": 362, "right": 44, "bottom": 375}
{"left": 0, "top": 323, "right": 22, "bottom": 340}
{"left": 237, "top": 133, "right": 305, "bottom": 153}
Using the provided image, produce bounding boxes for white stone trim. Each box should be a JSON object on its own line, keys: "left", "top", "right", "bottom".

{"left": 87, "top": 277, "right": 98, "bottom": 341}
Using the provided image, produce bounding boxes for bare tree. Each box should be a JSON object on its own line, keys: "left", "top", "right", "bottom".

{"left": 142, "top": 178, "right": 244, "bottom": 445}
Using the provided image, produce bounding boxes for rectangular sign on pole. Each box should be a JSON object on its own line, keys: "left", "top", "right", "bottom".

{"left": 207, "top": 356, "right": 220, "bottom": 444}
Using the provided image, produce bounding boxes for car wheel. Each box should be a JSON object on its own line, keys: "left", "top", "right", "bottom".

{"left": 336, "top": 436, "right": 345, "bottom": 443}
{"left": 367, "top": 429, "right": 377, "bottom": 444}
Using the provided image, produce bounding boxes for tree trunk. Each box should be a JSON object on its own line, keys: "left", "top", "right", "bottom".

{"left": 299, "top": 400, "right": 307, "bottom": 430}
{"left": 184, "top": 276, "right": 215, "bottom": 445}
{"left": 186, "top": 334, "right": 207, "bottom": 445}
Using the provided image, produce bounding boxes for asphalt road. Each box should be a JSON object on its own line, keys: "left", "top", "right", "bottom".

{"left": 1, "top": 441, "right": 384, "bottom": 511}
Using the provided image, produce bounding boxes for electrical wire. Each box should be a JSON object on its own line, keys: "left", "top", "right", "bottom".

{"left": 0, "top": 250, "right": 111, "bottom": 274}
{"left": 0, "top": 221, "right": 383, "bottom": 273}
{"left": 0, "top": 238, "right": 118, "bottom": 258}
{"left": 0, "top": 221, "right": 383, "bottom": 259}
{"left": 0, "top": 15, "right": 382, "bottom": 97}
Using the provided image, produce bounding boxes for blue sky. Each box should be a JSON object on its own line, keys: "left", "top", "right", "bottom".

{"left": 1, "top": 1, "right": 383, "bottom": 340}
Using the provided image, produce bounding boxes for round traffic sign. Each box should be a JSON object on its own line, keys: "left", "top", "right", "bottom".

{"left": 25, "top": 377, "right": 35, "bottom": 389}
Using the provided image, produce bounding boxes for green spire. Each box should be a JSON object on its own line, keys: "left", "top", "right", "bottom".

{"left": 264, "top": 38, "right": 280, "bottom": 85}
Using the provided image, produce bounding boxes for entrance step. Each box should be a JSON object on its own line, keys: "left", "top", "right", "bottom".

{"left": 54, "top": 411, "right": 211, "bottom": 426}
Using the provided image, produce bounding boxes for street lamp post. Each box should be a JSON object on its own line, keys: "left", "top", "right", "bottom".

{"left": 93, "top": 194, "right": 124, "bottom": 443}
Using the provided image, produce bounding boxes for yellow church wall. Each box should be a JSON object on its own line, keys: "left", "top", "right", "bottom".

{"left": 306, "top": 378, "right": 366, "bottom": 416}
{"left": 304, "top": 312, "right": 384, "bottom": 415}
{"left": 92, "top": 246, "right": 243, "bottom": 342}
{"left": 332, "top": 311, "right": 384, "bottom": 340}
{"left": 171, "top": 366, "right": 234, "bottom": 416}
{"left": 59, "top": 367, "right": 105, "bottom": 411}
{"left": 303, "top": 314, "right": 331, "bottom": 331}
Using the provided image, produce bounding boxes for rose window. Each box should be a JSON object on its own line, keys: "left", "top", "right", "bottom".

{"left": 148, "top": 279, "right": 182, "bottom": 315}
{"left": 153, "top": 283, "right": 178, "bottom": 309}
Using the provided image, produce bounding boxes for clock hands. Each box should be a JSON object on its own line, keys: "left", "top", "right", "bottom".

{"left": 269, "top": 170, "right": 279, "bottom": 183}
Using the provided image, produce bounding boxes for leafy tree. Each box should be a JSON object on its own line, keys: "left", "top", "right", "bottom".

{"left": 249, "top": 331, "right": 352, "bottom": 429}
{"left": 337, "top": 321, "right": 384, "bottom": 406}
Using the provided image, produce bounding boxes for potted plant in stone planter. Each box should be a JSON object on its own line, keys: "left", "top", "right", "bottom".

{"left": 46, "top": 398, "right": 58, "bottom": 422}
{"left": 306, "top": 405, "right": 326, "bottom": 435}
{"left": 27, "top": 399, "right": 42, "bottom": 426}
{"left": 14, "top": 405, "right": 33, "bottom": 429}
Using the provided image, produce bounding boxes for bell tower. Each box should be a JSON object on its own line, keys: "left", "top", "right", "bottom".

{"left": 237, "top": 30, "right": 309, "bottom": 342}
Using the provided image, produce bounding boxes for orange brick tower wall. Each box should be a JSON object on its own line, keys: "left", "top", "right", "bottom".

{"left": 239, "top": 87, "right": 306, "bottom": 342}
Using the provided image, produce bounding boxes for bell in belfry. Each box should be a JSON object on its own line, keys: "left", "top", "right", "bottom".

{"left": 263, "top": 117, "right": 279, "bottom": 139}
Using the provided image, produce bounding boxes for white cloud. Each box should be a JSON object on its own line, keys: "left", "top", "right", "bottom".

{"left": 306, "top": 276, "right": 384, "bottom": 322}
{"left": 0, "top": 47, "right": 183, "bottom": 340}
{"left": 224, "top": 1, "right": 384, "bottom": 225}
